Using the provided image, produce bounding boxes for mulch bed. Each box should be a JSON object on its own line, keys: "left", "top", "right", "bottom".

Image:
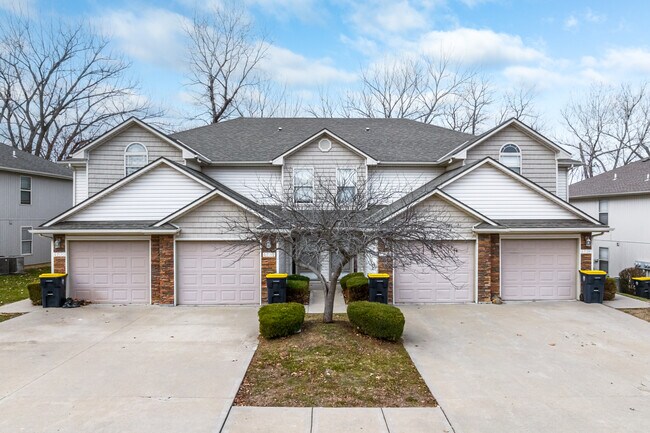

{"left": 620, "top": 308, "right": 650, "bottom": 323}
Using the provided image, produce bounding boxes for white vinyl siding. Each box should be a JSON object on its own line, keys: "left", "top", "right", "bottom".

{"left": 174, "top": 195, "right": 260, "bottom": 239}
{"left": 557, "top": 166, "right": 568, "bottom": 200}
{"left": 368, "top": 166, "right": 444, "bottom": 204}
{"left": 465, "top": 125, "right": 558, "bottom": 193}
{"left": 413, "top": 195, "right": 480, "bottom": 239}
{"left": 202, "top": 166, "right": 281, "bottom": 203}
{"left": 69, "top": 165, "right": 210, "bottom": 221}
{"left": 87, "top": 125, "right": 184, "bottom": 196}
{"left": 73, "top": 166, "right": 88, "bottom": 205}
{"left": 442, "top": 164, "right": 575, "bottom": 219}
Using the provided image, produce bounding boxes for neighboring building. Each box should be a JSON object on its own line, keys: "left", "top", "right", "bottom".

{"left": 0, "top": 145, "right": 72, "bottom": 266}
{"left": 34, "top": 117, "right": 606, "bottom": 305}
{"left": 570, "top": 159, "right": 650, "bottom": 276}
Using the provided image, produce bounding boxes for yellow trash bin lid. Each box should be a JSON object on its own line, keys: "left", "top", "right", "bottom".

{"left": 368, "top": 273, "right": 390, "bottom": 279}
{"left": 39, "top": 273, "right": 67, "bottom": 278}
{"left": 579, "top": 270, "right": 607, "bottom": 275}
{"left": 266, "top": 273, "right": 288, "bottom": 278}
{"left": 632, "top": 277, "right": 650, "bottom": 281}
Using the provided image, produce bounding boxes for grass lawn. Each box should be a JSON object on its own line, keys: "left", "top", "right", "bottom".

{"left": 0, "top": 313, "right": 24, "bottom": 323}
{"left": 620, "top": 308, "right": 650, "bottom": 323}
{"left": 234, "top": 313, "right": 436, "bottom": 408}
{"left": 0, "top": 266, "right": 49, "bottom": 306}
{"left": 621, "top": 293, "right": 650, "bottom": 303}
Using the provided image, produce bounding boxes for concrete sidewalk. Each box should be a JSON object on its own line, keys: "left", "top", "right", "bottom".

{"left": 604, "top": 294, "right": 649, "bottom": 309}
{"left": 0, "top": 298, "right": 40, "bottom": 314}
{"left": 307, "top": 282, "right": 347, "bottom": 314}
{"left": 222, "top": 406, "right": 452, "bottom": 433}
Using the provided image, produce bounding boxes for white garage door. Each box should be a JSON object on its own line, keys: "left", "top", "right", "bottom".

{"left": 68, "top": 240, "right": 150, "bottom": 304}
{"left": 394, "top": 241, "right": 475, "bottom": 303}
{"left": 501, "top": 239, "right": 577, "bottom": 301}
{"left": 177, "top": 242, "right": 260, "bottom": 305}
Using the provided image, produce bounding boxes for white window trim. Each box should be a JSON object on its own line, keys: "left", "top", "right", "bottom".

{"left": 20, "top": 175, "right": 32, "bottom": 205}
{"left": 20, "top": 226, "right": 33, "bottom": 256}
{"left": 124, "top": 142, "right": 148, "bottom": 176}
{"left": 336, "top": 167, "right": 357, "bottom": 204}
{"left": 293, "top": 166, "right": 314, "bottom": 204}
{"left": 499, "top": 143, "right": 522, "bottom": 175}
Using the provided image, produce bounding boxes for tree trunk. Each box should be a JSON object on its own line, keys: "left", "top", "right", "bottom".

{"left": 323, "top": 278, "right": 338, "bottom": 323}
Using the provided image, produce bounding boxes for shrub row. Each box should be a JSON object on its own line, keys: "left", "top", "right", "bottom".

{"left": 619, "top": 266, "right": 645, "bottom": 295}
{"left": 347, "top": 301, "right": 405, "bottom": 342}
{"left": 258, "top": 302, "right": 305, "bottom": 339}
{"left": 287, "top": 274, "right": 310, "bottom": 282}
{"left": 604, "top": 277, "right": 617, "bottom": 301}
{"left": 287, "top": 277, "right": 310, "bottom": 304}
{"left": 27, "top": 283, "right": 41, "bottom": 306}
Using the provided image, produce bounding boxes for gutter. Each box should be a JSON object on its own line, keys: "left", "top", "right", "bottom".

{"left": 473, "top": 227, "right": 613, "bottom": 234}
{"left": 30, "top": 228, "right": 181, "bottom": 235}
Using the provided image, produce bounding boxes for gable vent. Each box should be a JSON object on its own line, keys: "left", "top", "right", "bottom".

{"left": 318, "top": 138, "right": 332, "bottom": 152}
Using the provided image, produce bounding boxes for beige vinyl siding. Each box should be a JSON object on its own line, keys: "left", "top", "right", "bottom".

{"left": 174, "top": 195, "right": 260, "bottom": 239}
{"left": 203, "top": 166, "right": 281, "bottom": 203}
{"left": 465, "top": 125, "right": 558, "bottom": 193}
{"left": 69, "top": 165, "right": 210, "bottom": 221}
{"left": 413, "top": 195, "right": 480, "bottom": 239}
{"left": 283, "top": 136, "right": 366, "bottom": 196}
{"left": 557, "top": 166, "right": 568, "bottom": 200}
{"left": 442, "top": 164, "right": 575, "bottom": 219}
{"left": 572, "top": 195, "right": 650, "bottom": 275}
{"left": 368, "top": 166, "right": 444, "bottom": 204}
{"left": 87, "top": 125, "right": 184, "bottom": 196}
{"left": 73, "top": 166, "right": 88, "bottom": 205}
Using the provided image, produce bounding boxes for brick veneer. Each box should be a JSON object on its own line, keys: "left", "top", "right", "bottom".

{"left": 53, "top": 234, "right": 66, "bottom": 273}
{"left": 151, "top": 235, "right": 174, "bottom": 304}
{"left": 377, "top": 241, "right": 394, "bottom": 304}
{"left": 477, "top": 234, "right": 500, "bottom": 303}
{"left": 580, "top": 233, "right": 592, "bottom": 271}
{"left": 260, "top": 236, "right": 277, "bottom": 304}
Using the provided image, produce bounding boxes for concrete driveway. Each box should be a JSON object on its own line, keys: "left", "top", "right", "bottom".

{"left": 0, "top": 305, "right": 258, "bottom": 433}
{"left": 402, "top": 302, "right": 650, "bottom": 433}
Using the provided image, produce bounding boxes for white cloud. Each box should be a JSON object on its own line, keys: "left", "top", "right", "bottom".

{"left": 349, "top": 1, "right": 428, "bottom": 36}
{"left": 246, "top": 0, "right": 319, "bottom": 21}
{"left": 95, "top": 8, "right": 190, "bottom": 69}
{"left": 260, "top": 45, "right": 357, "bottom": 86}
{"left": 0, "top": 0, "right": 35, "bottom": 16}
{"left": 502, "top": 66, "right": 572, "bottom": 90}
{"left": 585, "top": 9, "right": 606, "bottom": 23}
{"left": 564, "top": 15, "right": 578, "bottom": 30}
{"left": 418, "top": 28, "right": 546, "bottom": 66}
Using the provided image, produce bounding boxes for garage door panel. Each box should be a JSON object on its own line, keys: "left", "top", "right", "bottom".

{"left": 501, "top": 239, "right": 577, "bottom": 301}
{"left": 177, "top": 241, "right": 260, "bottom": 305}
{"left": 69, "top": 240, "right": 150, "bottom": 304}
{"left": 395, "top": 241, "right": 475, "bottom": 304}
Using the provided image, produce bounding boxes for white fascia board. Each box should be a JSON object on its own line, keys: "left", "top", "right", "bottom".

{"left": 43, "top": 158, "right": 214, "bottom": 227}
{"left": 271, "top": 129, "right": 378, "bottom": 166}
{"left": 473, "top": 227, "right": 611, "bottom": 234}
{"left": 0, "top": 167, "right": 72, "bottom": 180}
{"left": 437, "top": 158, "right": 603, "bottom": 225}
{"left": 31, "top": 228, "right": 180, "bottom": 235}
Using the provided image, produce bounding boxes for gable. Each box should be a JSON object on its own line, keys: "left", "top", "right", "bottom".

{"left": 464, "top": 124, "right": 557, "bottom": 193}
{"left": 173, "top": 194, "right": 261, "bottom": 239}
{"left": 413, "top": 194, "right": 480, "bottom": 239}
{"left": 87, "top": 124, "right": 185, "bottom": 196}
{"left": 68, "top": 164, "right": 211, "bottom": 221}
{"left": 442, "top": 164, "right": 575, "bottom": 219}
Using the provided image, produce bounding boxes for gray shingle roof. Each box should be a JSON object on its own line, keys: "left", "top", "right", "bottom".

{"left": 170, "top": 118, "right": 474, "bottom": 163}
{"left": 474, "top": 219, "right": 605, "bottom": 230}
{"left": 0, "top": 144, "right": 72, "bottom": 179}
{"left": 569, "top": 159, "right": 650, "bottom": 199}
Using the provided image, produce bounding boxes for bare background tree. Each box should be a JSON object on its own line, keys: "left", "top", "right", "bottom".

{"left": 227, "top": 170, "right": 462, "bottom": 323}
{"left": 184, "top": 4, "right": 269, "bottom": 124}
{"left": 0, "top": 15, "right": 156, "bottom": 160}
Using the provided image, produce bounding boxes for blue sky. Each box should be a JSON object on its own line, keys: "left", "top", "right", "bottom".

{"left": 3, "top": 0, "right": 650, "bottom": 133}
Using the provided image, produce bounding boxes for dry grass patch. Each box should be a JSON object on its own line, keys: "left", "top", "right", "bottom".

{"left": 234, "top": 313, "right": 436, "bottom": 408}
{"left": 0, "top": 313, "right": 24, "bottom": 323}
{"left": 621, "top": 308, "right": 650, "bottom": 323}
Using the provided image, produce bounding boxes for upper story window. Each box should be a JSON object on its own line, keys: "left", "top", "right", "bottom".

{"left": 20, "top": 176, "right": 31, "bottom": 205}
{"left": 499, "top": 143, "right": 521, "bottom": 174}
{"left": 337, "top": 168, "right": 357, "bottom": 204}
{"left": 124, "top": 143, "right": 148, "bottom": 175}
{"left": 598, "top": 199, "right": 609, "bottom": 224}
{"left": 293, "top": 167, "right": 314, "bottom": 203}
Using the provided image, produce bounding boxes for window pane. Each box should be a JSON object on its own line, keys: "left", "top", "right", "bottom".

{"left": 20, "top": 190, "right": 31, "bottom": 204}
{"left": 21, "top": 227, "right": 31, "bottom": 240}
{"left": 599, "top": 199, "right": 608, "bottom": 212}
{"left": 20, "top": 176, "right": 31, "bottom": 189}
{"left": 599, "top": 213, "right": 608, "bottom": 225}
{"left": 337, "top": 169, "right": 356, "bottom": 187}
{"left": 599, "top": 247, "right": 609, "bottom": 261}
{"left": 294, "top": 169, "right": 313, "bottom": 187}
{"left": 294, "top": 186, "right": 313, "bottom": 203}
{"left": 501, "top": 144, "right": 520, "bottom": 153}
{"left": 337, "top": 186, "right": 355, "bottom": 204}
{"left": 21, "top": 241, "right": 32, "bottom": 255}
{"left": 126, "top": 155, "right": 147, "bottom": 167}
{"left": 126, "top": 143, "right": 146, "bottom": 153}
{"left": 599, "top": 260, "right": 609, "bottom": 274}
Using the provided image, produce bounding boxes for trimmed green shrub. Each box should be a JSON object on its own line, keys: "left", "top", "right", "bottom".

{"left": 27, "top": 283, "right": 41, "bottom": 306}
{"left": 258, "top": 303, "right": 305, "bottom": 339}
{"left": 287, "top": 278, "right": 310, "bottom": 304}
{"left": 345, "top": 276, "right": 369, "bottom": 303}
{"left": 347, "top": 301, "right": 405, "bottom": 342}
{"left": 287, "top": 274, "right": 310, "bottom": 282}
{"left": 619, "top": 266, "right": 645, "bottom": 294}
{"left": 604, "top": 277, "right": 617, "bottom": 301}
{"left": 340, "top": 272, "right": 364, "bottom": 290}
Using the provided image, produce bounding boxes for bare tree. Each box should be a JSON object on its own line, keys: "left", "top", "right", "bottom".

{"left": 0, "top": 15, "right": 156, "bottom": 160}
{"left": 496, "top": 84, "right": 543, "bottom": 130}
{"left": 443, "top": 75, "right": 494, "bottom": 134}
{"left": 306, "top": 87, "right": 348, "bottom": 118}
{"left": 184, "top": 4, "right": 268, "bottom": 124}
{"left": 235, "top": 81, "right": 303, "bottom": 118}
{"left": 227, "top": 169, "right": 461, "bottom": 323}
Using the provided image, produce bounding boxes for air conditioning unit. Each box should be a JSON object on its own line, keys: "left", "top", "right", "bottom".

{"left": 635, "top": 261, "right": 650, "bottom": 272}
{"left": 0, "top": 256, "right": 24, "bottom": 275}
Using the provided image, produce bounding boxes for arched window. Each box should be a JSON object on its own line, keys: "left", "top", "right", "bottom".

{"left": 500, "top": 143, "right": 521, "bottom": 174}
{"left": 124, "top": 143, "right": 148, "bottom": 175}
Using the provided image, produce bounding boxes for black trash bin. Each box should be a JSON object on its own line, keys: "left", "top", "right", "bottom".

{"left": 266, "top": 273, "right": 288, "bottom": 304}
{"left": 632, "top": 277, "right": 650, "bottom": 299}
{"left": 579, "top": 270, "right": 606, "bottom": 304}
{"left": 368, "top": 273, "right": 390, "bottom": 304}
{"left": 39, "top": 273, "right": 67, "bottom": 308}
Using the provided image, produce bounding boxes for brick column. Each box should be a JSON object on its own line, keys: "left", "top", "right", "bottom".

{"left": 580, "top": 233, "right": 592, "bottom": 270}
{"left": 377, "top": 241, "right": 394, "bottom": 304}
{"left": 489, "top": 234, "right": 500, "bottom": 299}
{"left": 151, "top": 235, "right": 174, "bottom": 304}
{"left": 261, "top": 236, "right": 277, "bottom": 304}
{"left": 53, "top": 234, "right": 66, "bottom": 273}
{"left": 477, "top": 234, "right": 492, "bottom": 303}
